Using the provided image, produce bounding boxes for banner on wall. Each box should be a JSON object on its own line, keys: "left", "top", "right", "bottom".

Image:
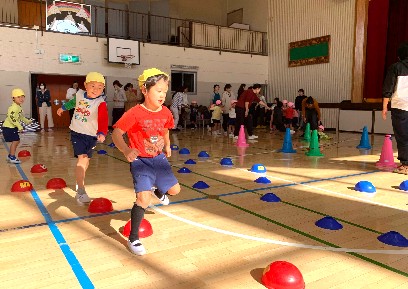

{"left": 46, "top": 0, "right": 92, "bottom": 35}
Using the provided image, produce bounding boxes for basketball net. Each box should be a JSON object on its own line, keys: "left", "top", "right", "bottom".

{"left": 120, "top": 55, "right": 135, "bottom": 69}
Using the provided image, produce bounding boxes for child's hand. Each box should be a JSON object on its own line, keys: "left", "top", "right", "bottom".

{"left": 57, "top": 108, "right": 64, "bottom": 116}
{"left": 123, "top": 147, "right": 140, "bottom": 162}
{"left": 97, "top": 134, "right": 105, "bottom": 143}
{"left": 164, "top": 145, "right": 171, "bottom": 157}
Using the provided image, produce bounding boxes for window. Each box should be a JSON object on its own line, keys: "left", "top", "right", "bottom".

{"left": 171, "top": 71, "right": 197, "bottom": 94}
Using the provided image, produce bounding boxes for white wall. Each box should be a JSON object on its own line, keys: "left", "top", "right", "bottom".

{"left": 267, "top": 0, "right": 356, "bottom": 104}
{"left": 0, "top": 71, "right": 31, "bottom": 118}
{"left": 0, "top": 26, "right": 267, "bottom": 120}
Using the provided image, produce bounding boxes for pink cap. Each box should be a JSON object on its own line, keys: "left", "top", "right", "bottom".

{"left": 288, "top": 101, "right": 294, "bottom": 107}
{"left": 318, "top": 125, "right": 324, "bottom": 131}
{"left": 215, "top": 100, "right": 221, "bottom": 105}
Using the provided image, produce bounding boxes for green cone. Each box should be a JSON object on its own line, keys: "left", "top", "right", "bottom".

{"left": 303, "top": 123, "right": 311, "bottom": 142}
{"left": 306, "top": 130, "right": 324, "bottom": 156}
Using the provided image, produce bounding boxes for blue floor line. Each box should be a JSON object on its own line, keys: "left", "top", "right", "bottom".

{"left": 3, "top": 141, "right": 94, "bottom": 289}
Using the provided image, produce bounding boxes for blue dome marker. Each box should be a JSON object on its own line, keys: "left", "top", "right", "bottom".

{"left": 97, "top": 149, "right": 107, "bottom": 155}
{"left": 354, "top": 181, "right": 376, "bottom": 193}
{"left": 193, "top": 181, "right": 210, "bottom": 189}
{"left": 254, "top": 177, "right": 271, "bottom": 184}
{"left": 198, "top": 151, "right": 210, "bottom": 158}
{"left": 260, "top": 193, "right": 281, "bottom": 202}
{"left": 399, "top": 180, "right": 408, "bottom": 191}
{"left": 315, "top": 216, "right": 343, "bottom": 230}
{"left": 220, "top": 158, "right": 233, "bottom": 166}
{"left": 251, "top": 163, "right": 266, "bottom": 173}
{"left": 171, "top": 144, "right": 179, "bottom": 151}
{"left": 179, "top": 148, "right": 190, "bottom": 155}
{"left": 378, "top": 231, "right": 408, "bottom": 247}
{"left": 184, "top": 159, "right": 196, "bottom": 165}
{"left": 177, "top": 167, "right": 191, "bottom": 173}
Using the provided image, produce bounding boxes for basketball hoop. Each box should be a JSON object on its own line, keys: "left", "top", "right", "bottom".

{"left": 120, "top": 55, "right": 135, "bottom": 69}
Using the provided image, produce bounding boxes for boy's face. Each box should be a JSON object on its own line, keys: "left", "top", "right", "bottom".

{"left": 13, "top": 95, "right": 25, "bottom": 105}
{"left": 253, "top": 88, "right": 261, "bottom": 94}
{"left": 214, "top": 86, "right": 219, "bottom": 92}
{"left": 84, "top": 81, "right": 105, "bottom": 98}
{"left": 298, "top": 91, "right": 304, "bottom": 96}
{"left": 143, "top": 78, "right": 168, "bottom": 110}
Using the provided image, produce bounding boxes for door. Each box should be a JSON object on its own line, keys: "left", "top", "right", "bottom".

{"left": 33, "top": 74, "right": 86, "bottom": 128}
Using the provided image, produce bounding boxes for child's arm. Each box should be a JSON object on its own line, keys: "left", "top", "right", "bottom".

{"left": 163, "top": 128, "right": 171, "bottom": 157}
{"left": 21, "top": 115, "right": 32, "bottom": 124}
{"left": 96, "top": 102, "right": 108, "bottom": 142}
{"left": 112, "top": 127, "right": 139, "bottom": 162}
{"left": 57, "top": 95, "right": 76, "bottom": 116}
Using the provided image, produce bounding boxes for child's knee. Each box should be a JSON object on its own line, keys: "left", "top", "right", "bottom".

{"left": 167, "top": 183, "right": 181, "bottom": 196}
{"left": 135, "top": 191, "right": 151, "bottom": 208}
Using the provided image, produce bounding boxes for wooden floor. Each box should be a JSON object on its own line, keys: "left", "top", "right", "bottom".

{"left": 1, "top": 128, "right": 408, "bottom": 289}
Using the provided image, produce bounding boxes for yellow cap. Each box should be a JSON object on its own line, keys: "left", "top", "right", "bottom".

{"left": 138, "top": 68, "right": 168, "bottom": 88}
{"left": 85, "top": 72, "right": 105, "bottom": 85}
{"left": 12, "top": 88, "right": 25, "bottom": 98}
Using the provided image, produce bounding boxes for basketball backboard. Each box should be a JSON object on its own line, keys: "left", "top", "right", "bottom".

{"left": 107, "top": 38, "right": 140, "bottom": 65}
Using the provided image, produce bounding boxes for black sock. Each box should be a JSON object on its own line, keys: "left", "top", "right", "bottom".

{"left": 129, "top": 204, "right": 145, "bottom": 242}
{"left": 153, "top": 188, "right": 165, "bottom": 199}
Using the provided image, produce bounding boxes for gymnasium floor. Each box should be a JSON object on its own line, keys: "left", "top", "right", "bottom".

{"left": 1, "top": 128, "right": 407, "bottom": 289}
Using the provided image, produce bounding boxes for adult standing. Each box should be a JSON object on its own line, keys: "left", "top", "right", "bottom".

{"left": 237, "top": 84, "right": 246, "bottom": 100}
{"left": 221, "top": 84, "right": 234, "bottom": 135}
{"left": 295, "top": 88, "right": 307, "bottom": 129}
{"left": 170, "top": 86, "right": 186, "bottom": 131}
{"left": 233, "top": 84, "right": 270, "bottom": 140}
{"left": 124, "top": 83, "right": 142, "bottom": 111}
{"left": 66, "top": 81, "right": 81, "bottom": 121}
{"left": 36, "top": 82, "right": 54, "bottom": 132}
{"left": 211, "top": 84, "right": 221, "bottom": 104}
{"left": 112, "top": 80, "right": 127, "bottom": 126}
{"left": 382, "top": 42, "right": 408, "bottom": 174}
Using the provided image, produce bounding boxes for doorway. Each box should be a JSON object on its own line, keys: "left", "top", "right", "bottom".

{"left": 31, "top": 74, "right": 86, "bottom": 128}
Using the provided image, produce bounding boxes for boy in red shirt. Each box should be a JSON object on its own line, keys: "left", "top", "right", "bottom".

{"left": 112, "top": 68, "right": 180, "bottom": 256}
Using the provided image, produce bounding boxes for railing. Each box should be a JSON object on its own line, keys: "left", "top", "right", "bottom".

{"left": 1, "top": 0, "right": 267, "bottom": 56}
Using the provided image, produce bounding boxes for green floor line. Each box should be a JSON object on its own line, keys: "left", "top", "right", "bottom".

{"left": 101, "top": 150, "right": 408, "bottom": 277}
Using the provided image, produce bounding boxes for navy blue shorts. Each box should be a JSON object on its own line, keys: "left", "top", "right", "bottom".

{"left": 2, "top": 127, "right": 19, "bottom": 142}
{"left": 228, "top": 118, "right": 236, "bottom": 125}
{"left": 70, "top": 131, "right": 97, "bottom": 158}
{"left": 130, "top": 153, "right": 178, "bottom": 194}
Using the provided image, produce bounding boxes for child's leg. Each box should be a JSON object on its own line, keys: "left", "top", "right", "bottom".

{"left": 9, "top": 140, "right": 20, "bottom": 156}
{"left": 75, "top": 154, "right": 90, "bottom": 189}
{"left": 128, "top": 191, "right": 151, "bottom": 255}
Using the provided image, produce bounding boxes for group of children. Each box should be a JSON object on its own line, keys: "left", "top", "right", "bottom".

{"left": 3, "top": 68, "right": 180, "bottom": 256}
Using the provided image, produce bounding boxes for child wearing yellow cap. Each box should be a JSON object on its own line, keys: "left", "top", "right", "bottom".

{"left": 112, "top": 68, "right": 180, "bottom": 256}
{"left": 57, "top": 72, "right": 108, "bottom": 205}
{"left": 3, "top": 88, "right": 32, "bottom": 164}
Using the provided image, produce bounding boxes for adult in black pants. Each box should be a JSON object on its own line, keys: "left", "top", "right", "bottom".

{"left": 382, "top": 42, "right": 408, "bottom": 175}
{"left": 234, "top": 84, "right": 270, "bottom": 140}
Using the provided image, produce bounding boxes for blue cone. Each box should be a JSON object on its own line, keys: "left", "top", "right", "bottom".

{"left": 356, "top": 126, "right": 371, "bottom": 149}
{"left": 177, "top": 167, "right": 191, "bottom": 173}
{"left": 260, "top": 193, "right": 281, "bottom": 202}
{"left": 97, "top": 150, "right": 107, "bottom": 155}
{"left": 378, "top": 231, "right": 408, "bottom": 247}
{"left": 198, "top": 151, "right": 210, "bottom": 158}
{"left": 108, "top": 142, "right": 115, "bottom": 148}
{"left": 184, "top": 159, "right": 196, "bottom": 165}
{"left": 179, "top": 148, "right": 190, "bottom": 155}
{"left": 193, "top": 181, "right": 210, "bottom": 189}
{"left": 254, "top": 177, "right": 271, "bottom": 184}
{"left": 171, "top": 144, "right": 179, "bottom": 151}
{"left": 354, "top": 181, "right": 376, "bottom": 193}
{"left": 220, "top": 158, "right": 233, "bottom": 166}
{"left": 399, "top": 180, "right": 408, "bottom": 191}
{"left": 315, "top": 216, "right": 343, "bottom": 230}
{"left": 251, "top": 163, "right": 266, "bottom": 173}
{"left": 278, "top": 128, "right": 296, "bottom": 153}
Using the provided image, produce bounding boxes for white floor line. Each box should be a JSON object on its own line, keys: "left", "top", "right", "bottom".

{"left": 151, "top": 205, "right": 408, "bottom": 254}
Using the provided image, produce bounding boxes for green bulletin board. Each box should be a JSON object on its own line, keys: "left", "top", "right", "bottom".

{"left": 289, "top": 35, "right": 330, "bottom": 67}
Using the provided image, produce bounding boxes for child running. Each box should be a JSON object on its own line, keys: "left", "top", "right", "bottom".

{"left": 111, "top": 68, "right": 181, "bottom": 256}
{"left": 57, "top": 72, "right": 108, "bottom": 205}
{"left": 3, "top": 88, "right": 32, "bottom": 164}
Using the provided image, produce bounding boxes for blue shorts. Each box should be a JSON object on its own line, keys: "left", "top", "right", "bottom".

{"left": 228, "top": 118, "right": 236, "bottom": 125}
{"left": 70, "top": 131, "right": 97, "bottom": 158}
{"left": 130, "top": 153, "right": 178, "bottom": 194}
{"left": 2, "top": 127, "right": 19, "bottom": 142}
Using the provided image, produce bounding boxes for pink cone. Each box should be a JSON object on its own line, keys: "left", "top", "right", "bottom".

{"left": 376, "top": 134, "right": 397, "bottom": 168}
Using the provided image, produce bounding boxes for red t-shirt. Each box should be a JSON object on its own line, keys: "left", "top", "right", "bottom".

{"left": 285, "top": 107, "right": 294, "bottom": 119}
{"left": 236, "top": 89, "right": 261, "bottom": 109}
{"left": 113, "top": 104, "right": 174, "bottom": 157}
